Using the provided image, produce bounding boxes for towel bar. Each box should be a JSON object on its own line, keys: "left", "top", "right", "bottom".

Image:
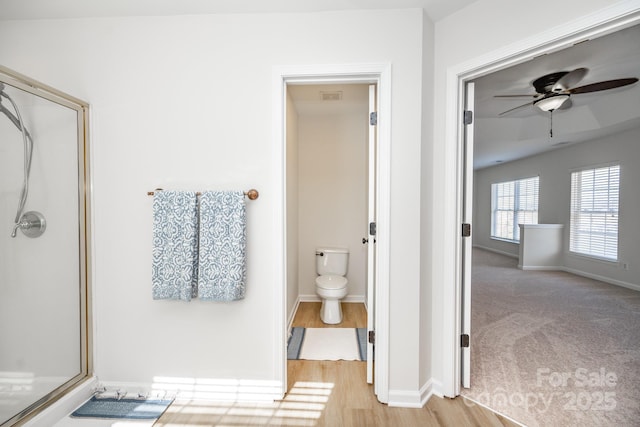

{"left": 147, "top": 188, "right": 259, "bottom": 200}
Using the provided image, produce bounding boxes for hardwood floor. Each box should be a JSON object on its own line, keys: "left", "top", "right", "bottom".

{"left": 154, "top": 302, "right": 521, "bottom": 427}
{"left": 291, "top": 301, "right": 367, "bottom": 328}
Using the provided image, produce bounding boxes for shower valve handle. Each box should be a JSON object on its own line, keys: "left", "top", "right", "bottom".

{"left": 10, "top": 222, "right": 21, "bottom": 238}
{"left": 10, "top": 211, "right": 46, "bottom": 238}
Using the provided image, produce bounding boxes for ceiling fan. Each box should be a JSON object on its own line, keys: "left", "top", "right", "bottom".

{"left": 496, "top": 68, "right": 638, "bottom": 116}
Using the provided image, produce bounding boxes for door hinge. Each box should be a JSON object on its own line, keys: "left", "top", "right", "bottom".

{"left": 369, "top": 222, "right": 377, "bottom": 236}
{"left": 368, "top": 330, "right": 375, "bottom": 345}
{"left": 370, "top": 112, "right": 378, "bottom": 126}
{"left": 463, "top": 110, "right": 473, "bottom": 125}
{"left": 462, "top": 223, "right": 471, "bottom": 237}
{"left": 461, "top": 334, "right": 470, "bottom": 348}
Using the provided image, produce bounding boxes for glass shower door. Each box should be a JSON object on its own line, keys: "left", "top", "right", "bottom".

{"left": 0, "top": 67, "right": 90, "bottom": 426}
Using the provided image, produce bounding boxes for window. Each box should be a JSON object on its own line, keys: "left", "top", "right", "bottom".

{"left": 570, "top": 164, "right": 620, "bottom": 260}
{"left": 491, "top": 176, "right": 539, "bottom": 242}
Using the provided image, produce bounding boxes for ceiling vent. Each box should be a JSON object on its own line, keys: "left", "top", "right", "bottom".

{"left": 320, "top": 91, "right": 342, "bottom": 101}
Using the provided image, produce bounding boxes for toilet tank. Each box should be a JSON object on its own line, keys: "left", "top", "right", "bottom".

{"left": 316, "top": 247, "right": 349, "bottom": 276}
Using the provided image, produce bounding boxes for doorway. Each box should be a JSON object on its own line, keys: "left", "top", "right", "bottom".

{"left": 287, "top": 82, "right": 370, "bottom": 310}
{"left": 286, "top": 81, "right": 372, "bottom": 381}
{"left": 450, "top": 8, "right": 640, "bottom": 426}
{"left": 457, "top": 21, "right": 640, "bottom": 426}
{"left": 273, "top": 64, "right": 391, "bottom": 403}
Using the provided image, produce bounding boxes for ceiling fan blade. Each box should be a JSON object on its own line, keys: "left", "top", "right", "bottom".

{"left": 498, "top": 101, "right": 532, "bottom": 116}
{"left": 569, "top": 77, "right": 638, "bottom": 94}
{"left": 494, "top": 94, "right": 540, "bottom": 98}
{"left": 552, "top": 67, "right": 588, "bottom": 92}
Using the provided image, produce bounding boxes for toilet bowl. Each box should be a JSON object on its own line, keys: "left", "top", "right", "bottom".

{"left": 315, "top": 247, "right": 349, "bottom": 324}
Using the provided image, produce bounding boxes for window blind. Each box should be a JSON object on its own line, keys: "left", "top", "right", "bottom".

{"left": 570, "top": 164, "right": 620, "bottom": 260}
{"left": 491, "top": 176, "right": 539, "bottom": 241}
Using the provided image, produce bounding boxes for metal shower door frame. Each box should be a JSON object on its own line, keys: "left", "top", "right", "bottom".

{"left": 0, "top": 64, "right": 92, "bottom": 426}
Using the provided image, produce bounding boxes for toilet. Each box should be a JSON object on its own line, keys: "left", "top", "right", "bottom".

{"left": 315, "top": 247, "right": 349, "bottom": 324}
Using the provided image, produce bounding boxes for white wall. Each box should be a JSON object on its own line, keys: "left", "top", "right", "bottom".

{"left": 431, "top": 0, "right": 630, "bottom": 396}
{"left": 296, "top": 108, "right": 367, "bottom": 301}
{"left": 419, "top": 9, "right": 435, "bottom": 395}
{"left": 474, "top": 126, "right": 640, "bottom": 288}
{"left": 0, "top": 9, "right": 426, "bottom": 398}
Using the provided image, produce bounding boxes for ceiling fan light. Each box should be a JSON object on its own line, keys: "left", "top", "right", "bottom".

{"left": 534, "top": 94, "right": 570, "bottom": 112}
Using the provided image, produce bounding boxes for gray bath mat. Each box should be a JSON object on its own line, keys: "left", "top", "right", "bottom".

{"left": 71, "top": 396, "right": 173, "bottom": 419}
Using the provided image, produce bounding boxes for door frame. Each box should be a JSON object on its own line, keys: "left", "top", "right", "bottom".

{"left": 443, "top": 4, "right": 640, "bottom": 397}
{"left": 461, "top": 81, "right": 474, "bottom": 389}
{"left": 272, "top": 63, "right": 392, "bottom": 402}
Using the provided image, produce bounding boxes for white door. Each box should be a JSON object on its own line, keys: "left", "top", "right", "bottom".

{"left": 366, "top": 84, "right": 377, "bottom": 384}
{"left": 461, "top": 82, "right": 474, "bottom": 388}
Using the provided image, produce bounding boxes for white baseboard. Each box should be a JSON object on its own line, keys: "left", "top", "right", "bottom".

{"left": 517, "top": 265, "right": 640, "bottom": 292}
{"left": 98, "top": 380, "right": 171, "bottom": 397}
{"left": 387, "top": 389, "right": 424, "bottom": 408}
{"left": 430, "top": 378, "right": 445, "bottom": 398}
{"left": 419, "top": 378, "right": 434, "bottom": 406}
{"left": 473, "top": 244, "right": 519, "bottom": 259}
{"left": 387, "top": 378, "right": 435, "bottom": 408}
{"left": 287, "top": 298, "right": 301, "bottom": 335}
{"left": 478, "top": 245, "right": 639, "bottom": 292}
{"left": 298, "top": 294, "right": 365, "bottom": 303}
{"left": 99, "top": 379, "right": 282, "bottom": 402}
{"left": 562, "top": 267, "right": 640, "bottom": 292}
{"left": 24, "top": 376, "right": 97, "bottom": 427}
{"left": 298, "top": 294, "right": 321, "bottom": 302}
{"left": 518, "top": 264, "right": 563, "bottom": 271}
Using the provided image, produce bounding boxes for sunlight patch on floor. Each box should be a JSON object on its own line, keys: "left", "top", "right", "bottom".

{"left": 157, "top": 381, "right": 334, "bottom": 426}
{"left": 152, "top": 376, "right": 282, "bottom": 401}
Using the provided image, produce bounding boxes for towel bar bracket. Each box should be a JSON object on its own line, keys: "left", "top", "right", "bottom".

{"left": 245, "top": 189, "right": 259, "bottom": 200}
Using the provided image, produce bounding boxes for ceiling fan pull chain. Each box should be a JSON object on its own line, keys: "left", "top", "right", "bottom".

{"left": 549, "top": 110, "right": 553, "bottom": 138}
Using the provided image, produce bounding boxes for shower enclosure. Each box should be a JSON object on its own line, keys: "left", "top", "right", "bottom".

{"left": 0, "top": 66, "right": 90, "bottom": 426}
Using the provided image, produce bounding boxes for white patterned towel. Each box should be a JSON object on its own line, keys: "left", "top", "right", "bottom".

{"left": 197, "top": 191, "right": 247, "bottom": 301}
{"left": 152, "top": 191, "right": 199, "bottom": 300}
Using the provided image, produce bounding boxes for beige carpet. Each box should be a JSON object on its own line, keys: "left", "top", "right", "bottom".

{"left": 461, "top": 248, "right": 640, "bottom": 427}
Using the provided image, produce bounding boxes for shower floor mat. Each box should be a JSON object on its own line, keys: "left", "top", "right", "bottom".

{"left": 71, "top": 396, "right": 173, "bottom": 420}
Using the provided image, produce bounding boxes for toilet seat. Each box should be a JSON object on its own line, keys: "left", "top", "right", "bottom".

{"left": 315, "top": 275, "right": 347, "bottom": 290}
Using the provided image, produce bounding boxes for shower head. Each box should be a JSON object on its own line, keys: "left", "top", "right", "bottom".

{"left": 0, "top": 85, "right": 30, "bottom": 136}
{"left": 0, "top": 82, "right": 8, "bottom": 107}
{"left": 1, "top": 98, "right": 23, "bottom": 131}
{"left": 0, "top": 82, "right": 35, "bottom": 234}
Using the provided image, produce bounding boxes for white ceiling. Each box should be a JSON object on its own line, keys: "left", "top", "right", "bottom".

{"left": 289, "top": 25, "right": 640, "bottom": 170}
{"left": 3, "top": 1, "right": 637, "bottom": 171}
{"left": 473, "top": 23, "right": 640, "bottom": 170}
{"left": 0, "top": 0, "right": 476, "bottom": 22}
